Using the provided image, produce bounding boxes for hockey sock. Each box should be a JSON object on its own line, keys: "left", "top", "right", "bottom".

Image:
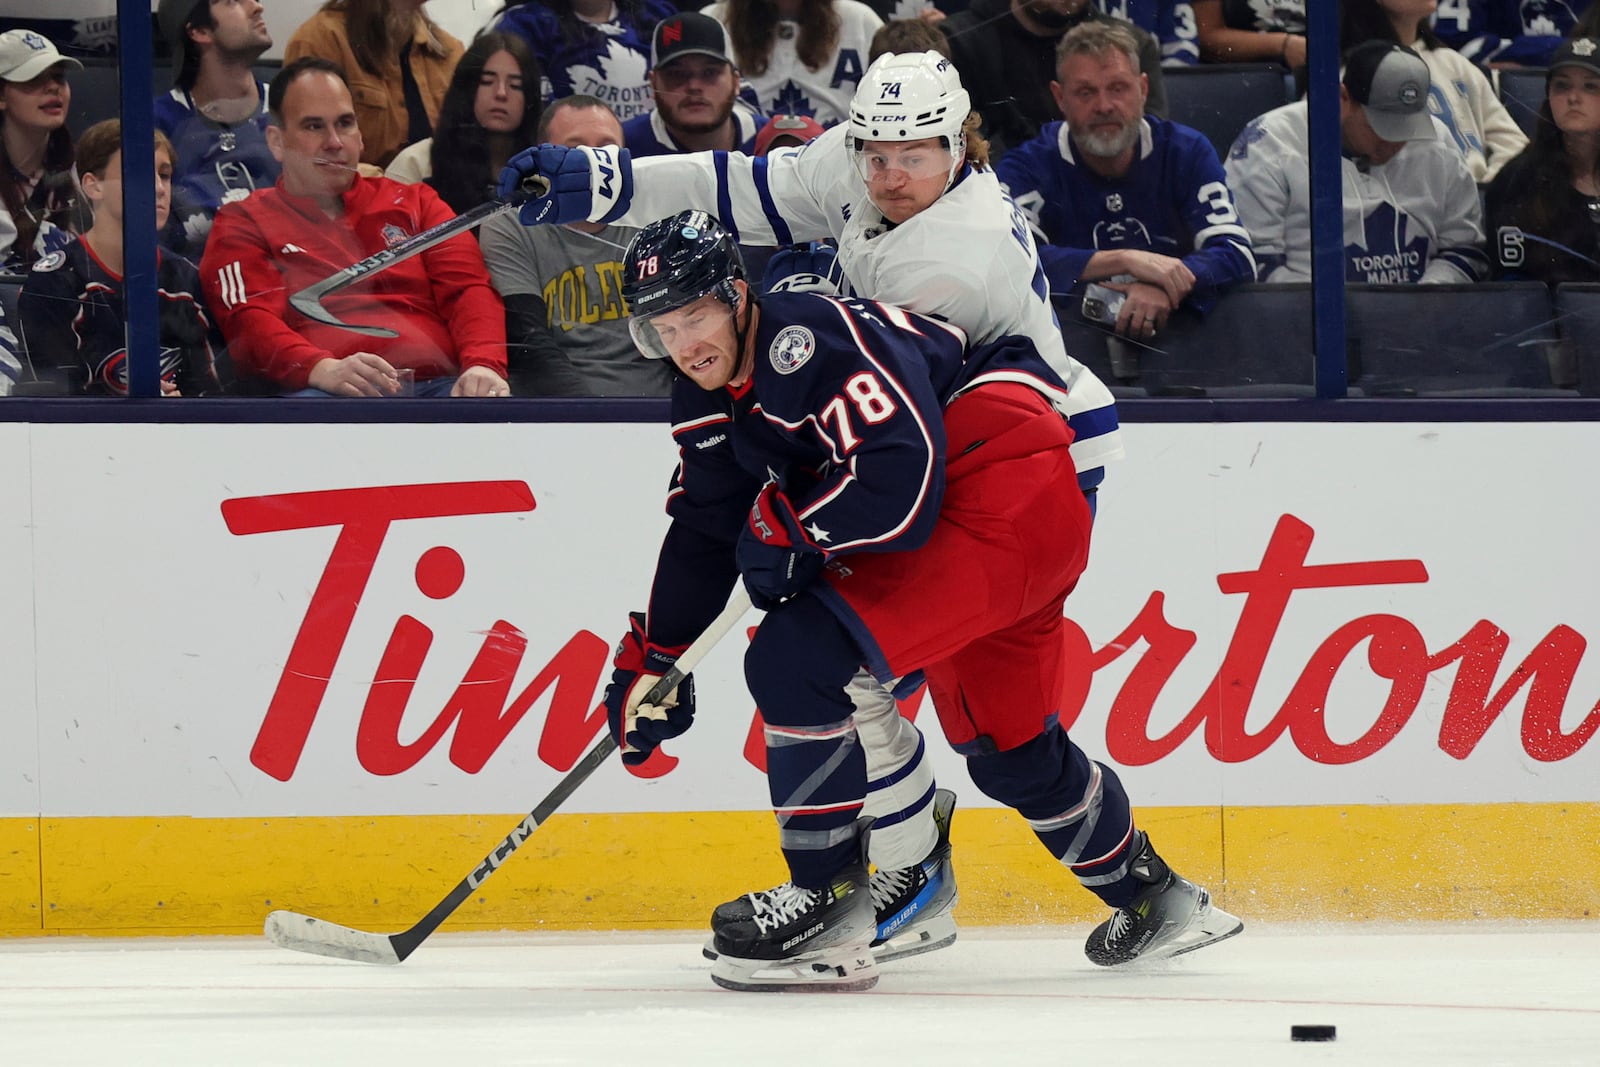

{"left": 746, "top": 595, "right": 871, "bottom": 888}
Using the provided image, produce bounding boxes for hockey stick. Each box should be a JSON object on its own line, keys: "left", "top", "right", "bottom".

{"left": 286, "top": 174, "right": 551, "bottom": 338}
{"left": 263, "top": 586, "right": 753, "bottom": 965}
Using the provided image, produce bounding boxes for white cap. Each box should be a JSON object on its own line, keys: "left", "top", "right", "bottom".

{"left": 0, "top": 29, "right": 82, "bottom": 84}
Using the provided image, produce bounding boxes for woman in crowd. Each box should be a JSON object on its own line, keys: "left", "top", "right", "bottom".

{"left": 1485, "top": 37, "right": 1600, "bottom": 284}
{"left": 0, "top": 29, "right": 86, "bottom": 271}
{"left": 387, "top": 31, "right": 543, "bottom": 214}
{"left": 1193, "top": 0, "right": 1306, "bottom": 69}
{"left": 285, "top": 0, "right": 465, "bottom": 168}
{"left": 17, "top": 120, "right": 222, "bottom": 397}
{"left": 704, "top": 0, "right": 883, "bottom": 125}
{"left": 494, "top": 0, "right": 676, "bottom": 123}
{"left": 1342, "top": 0, "right": 1526, "bottom": 183}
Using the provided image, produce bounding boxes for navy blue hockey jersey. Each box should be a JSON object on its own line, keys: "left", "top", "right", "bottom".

{"left": 644, "top": 291, "right": 1073, "bottom": 650}
{"left": 994, "top": 117, "right": 1255, "bottom": 312}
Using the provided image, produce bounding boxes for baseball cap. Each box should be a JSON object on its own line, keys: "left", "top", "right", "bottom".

{"left": 0, "top": 29, "right": 83, "bottom": 84}
{"left": 651, "top": 12, "right": 733, "bottom": 69}
{"left": 158, "top": 0, "right": 210, "bottom": 52}
{"left": 1342, "top": 41, "right": 1434, "bottom": 143}
{"left": 754, "top": 113, "right": 825, "bottom": 155}
{"left": 1550, "top": 36, "right": 1600, "bottom": 79}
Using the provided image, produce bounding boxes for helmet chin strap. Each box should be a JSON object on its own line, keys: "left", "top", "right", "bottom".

{"left": 728, "top": 284, "right": 758, "bottom": 385}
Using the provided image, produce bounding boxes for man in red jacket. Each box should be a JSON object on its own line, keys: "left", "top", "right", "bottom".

{"left": 201, "top": 56, "right": 510, "bottom": 397}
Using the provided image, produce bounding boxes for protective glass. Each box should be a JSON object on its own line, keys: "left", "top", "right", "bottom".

{"left": 851, "top": 141, "right": 957, "bottom": 185}
{"left": 627, "top": 291, "right": 734, "bottom": 361}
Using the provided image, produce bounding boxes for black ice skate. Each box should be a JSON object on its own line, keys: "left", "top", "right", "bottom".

{"left": 1084, "top": 831, "right": 1244, "bottom": 967}
{"left": 868, "top": 787, "right": 958, "bottom": 962}
{"left": 708, "top": 819, "right": 877, "bottom": 992}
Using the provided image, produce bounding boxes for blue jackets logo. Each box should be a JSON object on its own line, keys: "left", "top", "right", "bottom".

{"left": 769, "top": 326, "right": 815, "bottom": 374}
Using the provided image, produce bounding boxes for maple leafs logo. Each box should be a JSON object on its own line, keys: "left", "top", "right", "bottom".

{"left": 771, "top": 81, "right": 818, "bottom": 119}
{"left": 566, "top": 37, "right": 653, "bottom": 120}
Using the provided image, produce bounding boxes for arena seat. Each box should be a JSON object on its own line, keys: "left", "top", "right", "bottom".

{"left": 1496, "top": 67, "right": 1548, "bottom": 139}
{"left": 1162, "top": 63, "right": 1295, "bottom": 160}
{"left": 1552, "top": 283, "right": 1600, "bottom": 397}
{"left": 1345, "top": 282, "right": 1573, "bottom": 396}
{"left": 1136, "top": 283, "right": 1316, "bottom": 397}
{"left": 68, "top": 58, "right": 127, "bottom": 136}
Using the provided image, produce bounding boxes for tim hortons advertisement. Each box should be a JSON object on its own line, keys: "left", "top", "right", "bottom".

{"left": 11, "top": 420, "right": 1600, "bottom": 820}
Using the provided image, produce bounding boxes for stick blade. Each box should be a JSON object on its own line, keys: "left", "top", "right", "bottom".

{"left": 264, "top": 909, "right": 403, "bottom": 965}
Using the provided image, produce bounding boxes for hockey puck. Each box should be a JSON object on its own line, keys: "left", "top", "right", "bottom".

{"left": 1290, "top": 1025, "right": 1336, "bottom": 1042}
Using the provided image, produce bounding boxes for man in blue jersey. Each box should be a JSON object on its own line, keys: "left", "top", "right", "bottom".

{"left": 995, "top": 19, "right": 1254, "bottom": 341}
{"left": 154, "top": 0, "right": 280, "bottom": 259}
{"left": 1432, "top": 0, "right": 1593, "bottom": 67}
{"left": 621, "top": 12, "right": 764, "bottom": 158}
{"left": 601, "top": 209, "right": 1243, "bottom": 992}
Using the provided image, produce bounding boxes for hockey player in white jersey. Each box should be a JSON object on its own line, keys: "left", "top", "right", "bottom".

{"left": 499, "top": 51, "right": 1148, "bottom": 969}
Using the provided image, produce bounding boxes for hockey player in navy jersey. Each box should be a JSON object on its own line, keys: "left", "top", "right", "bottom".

{"left": 996, "top": 20, "right": 1254, "bottom": 340}
{"left": 599, "top": 209, "right": 1243, "bottom": 992}
{"left": 502, "top": 49, "right": 1132, "bottom": 965}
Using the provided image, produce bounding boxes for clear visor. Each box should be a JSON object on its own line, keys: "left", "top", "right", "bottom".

{"left": 851, "top": 140, "right": 957, "bottom": 185}
{"left": 628, "top": 290, "right": 735, "bottom": 361}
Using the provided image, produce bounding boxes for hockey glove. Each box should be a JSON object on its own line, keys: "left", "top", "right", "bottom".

{"left": 497, "top": 144, "right": 634, "bottom": 227}
{"left": 761, "top": 240, "right": 844, "bottom": 295}
{"left": 602, "top": 612, "right": 696, "bottom": 766}
{"left": 735, "top": 483, "right": 827, "bottom": 612}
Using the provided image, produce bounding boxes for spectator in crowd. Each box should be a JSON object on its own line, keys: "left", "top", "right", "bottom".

{"left": 753, "top": 110, "right": 826, "bottom": 153}
{"left": 941, "top": 0, "right": 1168, "bottom": 161}
{"left": 703, "top": 0, "right": 885, "bottom": 125}
{"left": 996, "top": 20, "right": 1253, "bottom": 341}
{"left": 868, "top": 14, "right": 950, "bottom": 60}
{"left": 478, "top": 95, "right": 669, "bottom": 396}
{"left": 0, "top": 30, "right": 85, "bottom": 271}
{"left": 1341, "top": 0, "right": 1526, "bottom": 183}
{"left": 155, "top": 0, "right": 281, "bottom": 259}
{"left": 0, "top": 299, "right": 22, "bottom": 396}
{"left": 1192, "top": 0, "right": 1305, "bottom": 68}
{"left": 285, "top": 0, "right": 466, "bottom": 168}
{"left": 621, "top": 12, "right": 764, "bottom": 156}
{"left": 1436, "top": 0, "right": 1593, "bottom": 67}
{"left": 1094, "top": 0, "right": 1202, "bottom": 66}
{"left": 18, "top": 121, "right": 222, "bottom": 397}
{"left": 494, "top": 0, "right": 678, "bottom": 122}
{"left": 1225, "top": 41, "right": 1489, "bottom": 284}
{"left": 201, "top": 58, "right": 510, "bottom": 397}
{"left": 1486, "top": 37, "right": 1600, "bottom": 284}
{"left": 386, "top": 31, "right": 544, "bottom": 215}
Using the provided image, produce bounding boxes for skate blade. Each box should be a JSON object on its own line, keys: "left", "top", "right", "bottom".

{"left": 871, "top": 912, "right": 958, "bottom": 964}
{"left": 709, "top": 948, "right": 878, "bottom": 993}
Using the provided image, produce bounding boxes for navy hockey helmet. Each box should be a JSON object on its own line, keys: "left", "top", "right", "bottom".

{"left": 623, "top": 210, "right": 749, "bottom": 360}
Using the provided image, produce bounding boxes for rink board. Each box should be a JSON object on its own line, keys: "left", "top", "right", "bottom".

{"left": 2, "top": 419, "right": 1599, "bottom": 935}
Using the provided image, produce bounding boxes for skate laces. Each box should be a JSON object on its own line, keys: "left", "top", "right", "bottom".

{"left": 869, "top": 866, "right": 917, "bottom": 912}
{"left": 747, "top": 883, "right": 820, "bottom": 935}
{"left": 1105, "top": 907, "right": 1134, "bottom": 944}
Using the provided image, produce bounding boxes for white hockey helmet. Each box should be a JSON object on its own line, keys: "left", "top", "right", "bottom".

{"left": 847, "top": 51, "right": 972, "bottom": 192}
{"left": 849, "top": 50, "right": 970, "bottom": 146}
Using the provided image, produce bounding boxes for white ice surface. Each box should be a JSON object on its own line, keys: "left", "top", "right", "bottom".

{"left": 2, "top": 924, "right": 1597, "bottom": 1066}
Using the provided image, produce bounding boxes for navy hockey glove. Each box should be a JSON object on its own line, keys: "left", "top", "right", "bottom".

{"left": 761, "top": 240, "right": 844, "bottom": 295}
{"left": 735, "top": 483, "right": 827, "bottom": 611}
{"left": 497, "top": 144, "right": 633, "bottom": 226}
{"left": 603, "top": 612, "right": 696, "bottom": 766}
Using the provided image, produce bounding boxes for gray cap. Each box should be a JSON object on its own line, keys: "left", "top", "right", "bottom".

{"left": 1343, "top": 41, "right": 1435, "bottom": 143}
{"left": 0, "top": 29, "right": 83, "bottom": 84}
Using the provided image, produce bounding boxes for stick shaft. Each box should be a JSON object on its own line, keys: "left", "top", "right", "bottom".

{"left": 267, "top": 587, "right": 752, "bottom": 964}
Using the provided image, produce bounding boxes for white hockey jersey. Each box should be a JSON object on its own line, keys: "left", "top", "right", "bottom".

{"left": 700, "top": 0, "right": 882, "bottom": 126}
{"left": 615, "top": 124, "right": 1125, "bottom": 471}
{"left": 1224, "top": 102, "right": 1489, "bottom": 285}
{"left": 1416, "top": 40, "right": 1527, "bottom": 184}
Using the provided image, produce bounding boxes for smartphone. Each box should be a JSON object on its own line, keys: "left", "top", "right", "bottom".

{"left": 1081, "top": 282, "right": 1127, "bottom": 326}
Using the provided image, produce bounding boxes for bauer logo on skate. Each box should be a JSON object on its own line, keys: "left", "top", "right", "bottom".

{"left": 219, "top": 481, "right": 1599, "bottom": 787}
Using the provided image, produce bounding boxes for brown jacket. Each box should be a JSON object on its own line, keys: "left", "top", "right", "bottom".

{"left": 284, "top": 8, "right": 464, "bottom": 168}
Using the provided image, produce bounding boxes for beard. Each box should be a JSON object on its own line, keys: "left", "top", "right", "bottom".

{"left": 1074, "top": 116, "right": 1140, "bottom": 158}
{"left": 1020, "top": 0, "right": 1086, "bottom": 31}
{"left": 662, "top": 101, "right": 734, "bottom": 137}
